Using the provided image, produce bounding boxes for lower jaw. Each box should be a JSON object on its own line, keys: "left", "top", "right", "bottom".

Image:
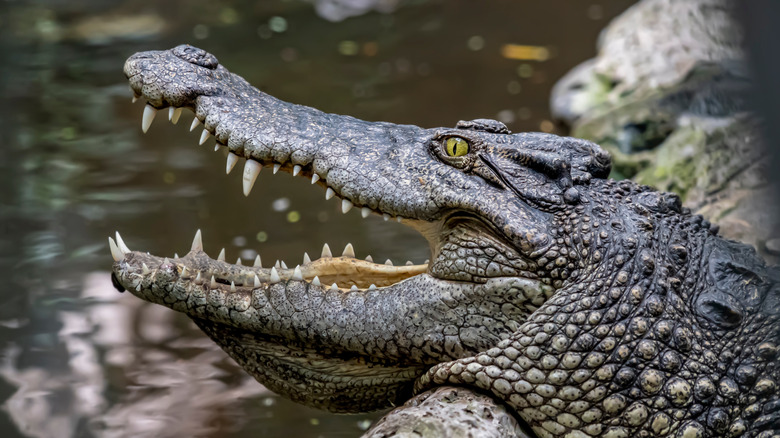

{"left": 194, "top": 318, "right": 426, "bottom": 413}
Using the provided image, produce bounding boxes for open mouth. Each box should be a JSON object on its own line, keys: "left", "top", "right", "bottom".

{"left": 110, "top": 100, "right": 434, "bottom": 294}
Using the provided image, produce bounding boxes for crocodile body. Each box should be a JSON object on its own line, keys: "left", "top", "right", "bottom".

{"left": 111, "top": 45, "right": 780, "bottom": 437}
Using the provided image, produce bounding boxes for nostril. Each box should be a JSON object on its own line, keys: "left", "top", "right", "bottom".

{"left": 172, "top": 44, "right": 219, "bottom": 69}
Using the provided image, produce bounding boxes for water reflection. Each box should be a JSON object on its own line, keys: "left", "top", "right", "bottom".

{"left": 0, "top": 1, "right": 633, "bottom": 436}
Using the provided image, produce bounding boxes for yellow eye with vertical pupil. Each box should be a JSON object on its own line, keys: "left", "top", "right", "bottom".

{"left": 445, "top": 137, "right": 469, "bottom": 157}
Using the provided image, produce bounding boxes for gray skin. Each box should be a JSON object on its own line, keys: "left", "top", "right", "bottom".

{"left": 112, "top": 45, "right": 780, "bottom": 437}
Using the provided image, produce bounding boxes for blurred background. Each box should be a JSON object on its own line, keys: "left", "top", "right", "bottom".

{"left": 0, "top": 1, "right": 636, "bottom": 437}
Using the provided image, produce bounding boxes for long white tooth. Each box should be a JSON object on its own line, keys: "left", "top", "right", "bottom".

{"left": 341, "top": 199, "right": 353, "bottom": 214}
{"left": 270, "top": 267, "right": 280, "bottom": 283}
{"left": 383, "top": 213, "right": 390, "bottom": 221}
{"left": 199, "top": 129, "right": 210, "bottom": 145}
{"left": 190, "top": 117, "right": 201, "bottom": 131}
{"left": 226, "top": 152, "right": 239, "bottom": 174}
{"left": 108, "top": 237, "right": 124, "bottom": 261}
{"left": 142, "top": 105, "right": 156, "bottom": 133}
{"left": 214, "top": 144, "right": 221, "bottom": 152}
{"left": 351, "top": 285, "right": 358, "bottom": 291}
{"left": 311, "top": 174, "right": 320, "bottom": 184}
{"left": 174, "top": 253, "right": 180, "bottom": 259}
{"left": 273, "top": 163, "right": 281, "bottom": 174}
{"left": 236, "top": 257, "right": 243, "bottom": 266}
{"left": 210, "top": 275, "right": 217, "bottom": 288}
{"left": 132, "top": 96, "right": 138, "bottom": 103}
{"left": 243, "top": 160, "right": 262, "bottom": 196}
{"left": 385, "top": 259, "right": 393, "bottom": 266}
{"left": 253, "top": 255, "right": 262, "bottom": 268}
{"left": 280, "top": 261, "right": 288, "bottom": 270}
{"left": 321, "top": 243, "right": 332, "bottom": 258}
{"left": 303, "top": 252, "right": 311, "bottom": 264}
{"left": 406, "top": 261, "right": 413, "bottom": 266}
{"left": 342, "top": 243, "right": 355, "bottom": 258}
{"left": 115, "top": 232, "right": 130, "bottom": 254}
{"left": 312, "top": 276, "right": 321, "bottom": 286}
{"left": 254, "top": 275, "right": 261, "bottom": 287}
{"left": 330, "top": 283, "right": 338, "bottom": 291}
{"left": 172, "top": 107, "right": 183, "bottom": 124}
{"left": 142, "top": 263, "right": 151, "bottom": 275}
{"left": 326, "top": 187, "right": 335, "bottom": 200}
{"left": 181, "top": 266, "right": 189, "bottom": 278}
{"left": 365, "top": 255, "right": 373, "bottom": 262}
{"left": 361, "top": 207, "right": 371, "bottom": 218}
{"left": 195, "top": 272, "right": 202, "bottom": 281}
{"left": 163, "top": 258, "right": 170, "bottom": 265}
{"left": 369, "top": 284, "right": 377, "bottom": 290}
{"left": 191, "top": 229, "right": 203, "bottom": 252}
{"left": 275, "top": 260, "right": 281, "bottom": 269}
{"left": 218, "top": 248, "right": 226, "bottom": 262}
{"left": 292, "top": 164, "right": 301, "bottom": 176}
{"left": 230, "top": 281, "right": 236, "bottom": 292}
{"left": 292, "top": 265, "right": 303, "bottom": 281}
{"left": 168, "top": 107, "right": 175, "bottom": 121}
{"left": 136, "top": 284, "right": 141, "bottom": 292}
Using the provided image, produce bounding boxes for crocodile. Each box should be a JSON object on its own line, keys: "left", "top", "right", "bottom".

{"left": 110, "top": 45, "right": 780, "bottom": 437}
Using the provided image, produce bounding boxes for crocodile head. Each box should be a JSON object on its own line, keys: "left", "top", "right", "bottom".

{"left": 113, "top": 45, "right": 611, "bottom": 412}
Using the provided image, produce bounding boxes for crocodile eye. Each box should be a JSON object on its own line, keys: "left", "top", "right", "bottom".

{"left": 445, "top": 137, "right": 469, "bottom": 157}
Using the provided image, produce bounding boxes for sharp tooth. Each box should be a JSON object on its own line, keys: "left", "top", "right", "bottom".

{"left": 424, "top": 259, "right": 430, "bottom": 264}
{"left": 163, "top": 258, "right": 170, "bottom": 265}
{"left": 226, "top": 152, "right": 239, "bottom": 174}
{"left": 132, "top": 96, "right": 138, "bottom": 103}
{"left": 321, "top": 243, "right": 332, "bottom": 258}
{"left": 312, "top": 276, "right": 321, "bottom": 286}
{"left": 142, "top": 263, "right": 151, "bottom": 275}
{"left": 361, "top": 207, "right": 371, "bottom": 218}
{"left": 369, "top": 284, "right": 377, "bottom": 290}
{"left": 273, "top": 163, "right": 281, "bottom": 174}
{"left": 383, "top": 213, "right": 390, "bottom": 221}
{"left": 242, "top": 160, "right": 262, "bottom": 196}
{"left": 406, "top": 261, "right": 413, "bottom": 266}
{"left": 326, "top": 187, "right": 335, "bottom": 200}
{"left": 292, "top": 265, "right": 303, "bottom": 281}
{"left": 275, "top": 260, "right": 281, "bottom": 269}
{"left": 253, "top": 255, "right": 262, "bottom": 268}
{"left": 168, "top": 107, "right": 175, "bottom": 121}
{"left": 351, "top": 285, "right": 358, "bottom": 291}
{"left": 292, "top": 164, "right": 301, "bottom": 176}
{"left": 341, "top": 199, "right": 353, "bottom": 214}
{"left": 115, "top": 232, "right": 130, "bottom": 254}
{"left": 210, "top": 275, "right": 217, "bottom": 288}
{"left": 190, "top": 118, "right": 201, "bottom": 131}
{"left": 330, "top": 283, "right": 338, "bottom": 291}
{"left": 254, "top": 275, "right": 261, "bottom": 287}
{"left": 236, "top": 257, "right": 243, "bottom": 265}
{"left": 218, "top": 248, "right": 226, "bottom": 262}
{"left": 230, "top": 281, "right": 236, "bottom": 292}
{"left": 191, "top": 229, "right": 203, "bottom": 252}
{"left": 142, "top": 105, "right": 156, "bottom": 133}
{"left": 342, "top": 243, "right": 355, "bottom": 258}
{"left": 136, "top": 284, "right": 141, "bottom": 292}
{"left": 214, "top": 144, "right": 221, "bottom": 152}
{"left": 181, "top": 266, "right": 189, "bottom": 278}
{"left": 171, "top": 107, "right": 182, "bottom": 124}
{"left": 280, "top": 261, "right": 288, "bottom": 270}
{"left": 365, "top": 255, "right": 373, "bottom": 262}
{"left": 303, "top": 252, "right": 311, "bottom": 264}
{"left": 196, "top": 272, "right": 202, "bottom": 281}
{"left": 174, "top": 253, "right": 180, "bottom": 259}
{"left": 108, "top": 237, "right": 124, "bottom": 261}
{"left": 311, "top": 174, "right": 320, "bottom": 184}
{"left": 270, "top": 267, "right": 280, "bottom": 283}
{"left": 385, "top": 259, "right": 393, "bottom": 266}
{"left": 199, "top": 129, "right": 210, "bottom": 145}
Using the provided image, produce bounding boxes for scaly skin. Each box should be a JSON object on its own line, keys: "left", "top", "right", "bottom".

{"left": 112, "top": 45, "right": 780, "bottom": 436}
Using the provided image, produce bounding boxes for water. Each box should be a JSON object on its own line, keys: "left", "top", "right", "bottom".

{"left": 0, "top": 1, "right": 633, "bottom": 436}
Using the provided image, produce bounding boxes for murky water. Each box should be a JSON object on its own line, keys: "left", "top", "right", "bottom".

{"left": 0, "top": 1, "right": 633, "bottom": 436}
